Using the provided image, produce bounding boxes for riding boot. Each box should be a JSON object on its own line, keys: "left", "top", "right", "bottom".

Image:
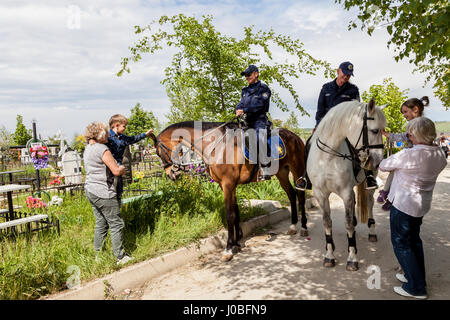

{"left": 365, "top": 170, "right": 378, "bottom": 190}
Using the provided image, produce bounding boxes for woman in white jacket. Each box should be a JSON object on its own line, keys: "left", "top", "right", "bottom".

{"left": 379, "top": 117, "right": 447, "bottom": 299}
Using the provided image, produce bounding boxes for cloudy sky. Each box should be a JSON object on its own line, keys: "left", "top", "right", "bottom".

{"left": 1, "top": 0, "right": 448, "bottom": 141}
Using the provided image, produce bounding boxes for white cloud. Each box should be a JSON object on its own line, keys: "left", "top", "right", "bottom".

{"left": 0, "top": 0, "right": 448, "bottom": 141}
{"left": 283, "top": 3, "right": 340, "bottom": 33}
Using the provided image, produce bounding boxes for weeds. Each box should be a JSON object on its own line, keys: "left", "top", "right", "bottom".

{"left": 0, "top": 174, "right": 288, "bottom": 299}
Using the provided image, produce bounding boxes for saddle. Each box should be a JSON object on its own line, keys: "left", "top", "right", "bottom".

{"left": 242, "top": 129, "right": 286, "bottom": 162}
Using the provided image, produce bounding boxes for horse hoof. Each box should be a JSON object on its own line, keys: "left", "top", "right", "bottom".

{"left": 300, "top": 229, "right": 308, "bottom": 237}
{"left": 368, "top": 234, "right": 378, "bottom": 242}
{"left": 323, "top": 258, "right": 335, "bottom": 268}
{"left": 346, "top": 261, "right": 359, "bottom": 271}
{"left": 232, "top": 245, "right": 241, "bottom": 254}
{"left": 220, "top": 253, "right": 233, "bottom": 262}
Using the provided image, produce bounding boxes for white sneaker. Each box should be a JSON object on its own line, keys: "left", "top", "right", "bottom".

{"left": 117, "top": 255, "right": 133, "bottom": 266}
{"left": 396, "top": 273, "right": 408, "bottom": 283}
{"left": 393, "top": 286, "right": 427, "bottom": 299}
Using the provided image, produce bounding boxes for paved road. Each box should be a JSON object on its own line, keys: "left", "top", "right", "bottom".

{"left": 136, "top": 161, "right": 450, "bottom": 300}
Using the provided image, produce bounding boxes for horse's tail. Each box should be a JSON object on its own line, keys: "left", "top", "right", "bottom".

{"left": 356, "top": 182, "right": 369, "bottom": 224}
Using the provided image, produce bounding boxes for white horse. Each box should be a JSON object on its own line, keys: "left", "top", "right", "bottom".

{"left": 307, "top": 99, "right": 386, "bottom": 271}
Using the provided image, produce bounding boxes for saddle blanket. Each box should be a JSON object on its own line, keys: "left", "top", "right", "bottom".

{"left": 243, "top": 133, "right": 286, "bottom": 162}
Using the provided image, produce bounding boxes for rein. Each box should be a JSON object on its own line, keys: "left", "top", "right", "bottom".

{"left": 316, "top": 104, "right": 384, "bottom": 172}
{"left": 153, "top": 116, "right": 240, "bottom": 170}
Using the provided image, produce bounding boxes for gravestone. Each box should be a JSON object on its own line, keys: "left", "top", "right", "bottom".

{"left": 61, "top": 150, "right": 82, "bottom": 185}
{"left": 20, "top": 148, "right": 33, "bottom": 165}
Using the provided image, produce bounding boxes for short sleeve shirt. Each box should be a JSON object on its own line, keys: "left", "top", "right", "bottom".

{"left": 84, "top": 143, "right": 117, "bottom": 199}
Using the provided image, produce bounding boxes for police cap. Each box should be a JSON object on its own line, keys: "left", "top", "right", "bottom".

{"left": 339, "top": 61, "right": 354, "bottom": 76}
{"left": 241, "top": 65, "right": 259, "bottom": 76}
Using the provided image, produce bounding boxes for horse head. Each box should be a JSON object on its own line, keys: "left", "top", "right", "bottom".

{"left": 148, "top": 131, "right": 183, "bottom": 181}
{"left": 351, "top": 98, "right": 387, "bottom": 170}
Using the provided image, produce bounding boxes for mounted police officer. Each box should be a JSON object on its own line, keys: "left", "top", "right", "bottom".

{"left": 295, "top": 61, "right": 378, "bottom": 190}
{"left": 235, "top": 65, "right": 273, "bottom": 181}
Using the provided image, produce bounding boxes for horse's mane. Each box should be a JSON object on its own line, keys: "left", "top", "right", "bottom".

{"left": 315, "top": 100, "right": 385, "bottom": 138}
{"left": 160, "top": 121, "right": 239, "bottom": 136}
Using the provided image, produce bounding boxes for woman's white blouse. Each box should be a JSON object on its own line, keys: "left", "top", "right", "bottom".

{"left": 379, "top": 144, "right": 447, "bottom": 217}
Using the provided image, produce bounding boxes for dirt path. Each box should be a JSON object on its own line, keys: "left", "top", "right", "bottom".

{"left": 134, "top": 161, "right": 450, "bottom": 300}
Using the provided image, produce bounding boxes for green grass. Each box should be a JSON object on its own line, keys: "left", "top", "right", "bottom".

{"left": 435, "top": 121, "right": 450, "bottom": 134}
{"left": 0, "top": 174, "right": 290, "bottom": 300}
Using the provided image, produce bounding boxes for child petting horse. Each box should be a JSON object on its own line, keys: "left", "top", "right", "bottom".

{"left": 149, "top": 121, "right": 307, "bottom": 262}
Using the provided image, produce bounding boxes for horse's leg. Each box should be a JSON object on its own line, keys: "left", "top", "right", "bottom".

{"left": 316, "top": 190, "right": 335, "bottom": 267}
{"left": 276, "top": 168, "right": 298, "bottom": 235}
{"left": 290, "top": 150, "right": 308, "bottom": 236}
{"left": 232, "top": 191, "right": 243, "bottom": 253}
{"left": 221, "top": 183, "right": 236, "bottom": 262}
{"left": 297, "top": 189, "right": 308, "bottom": 236}
{"left": 342, "top": 189, "right": 359, "bottom": 271}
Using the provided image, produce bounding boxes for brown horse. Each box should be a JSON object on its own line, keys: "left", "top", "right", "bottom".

{"left": 149, "top": 121, "right": 307, "bottom": 262}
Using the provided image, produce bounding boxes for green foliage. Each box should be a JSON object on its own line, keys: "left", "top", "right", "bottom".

{"left": 13, "top": 115, "right": 32, "bottom": 145}
{"left": 361, "top": 78, "right": 409, "bottom": 133}
{"left": 0, "top": 126, "right": 13, "bottom": 151}
{"left": 71, "top": 134, "right": 86, "bottom": 154}
{"left": 118, "top": 14, "right": 334, "bottom": 122}
{"left": 270, "top": 112, "right": 312, "bottom": 141}
{"left": 126, "top": 102, "right": 160, "bottom": 137}
{"left": 337, "top": 0, "right": 449, "bottom": 108}
{"left": 237, "top": 179, "right": 289, "bottom": 205}
{"left": 0, "top": 173, "right": 287, "bottom": 299}
{"left": 435, "top": 121, "right": 450, "bottom": 133}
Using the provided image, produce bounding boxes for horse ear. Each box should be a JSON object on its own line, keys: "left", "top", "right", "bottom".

{"left": 149, "top": 132, "right": 158, "bottom": 146}
{"left": 367, "top": 98, "right": 376, "bottom": 115}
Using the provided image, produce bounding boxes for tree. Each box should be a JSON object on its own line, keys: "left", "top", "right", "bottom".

{"left": 13, "top": 115, "right": 32, "bottom": 145}
{"left": 126, "top": 103, "right": 160, "bottom": 136}
{"left": 0, "top": 126, "right": 14, "bottom": 170}
{"left": 282, "top": 111, "right": 302, "bottom": 137}
{"left": 46, "top": 134, "right": 63, "bottom": 146}
{"left": 337, "top": 0, "right": 449, "bottom": 108}
{"left": 118, "top": 14, "right": 334, "bottom": 122}
{"left": 279, "top": 111, "right": 312, "bottom": 141}
{"left": 361, "top": 77, "right": 409, "bottom": 133}
{"left": 71, "top": 134, "right": 86, "bottom": 154}
{"left": 0, "top": 126, "right": 13, "bottom": 151}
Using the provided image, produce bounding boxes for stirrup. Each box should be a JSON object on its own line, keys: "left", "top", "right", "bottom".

{"left": 258, "top": 166, "right": 272, "bottom": 181}
{"left": 294, "top": 177, "right": 307, "bottom": 191}
{"left": 258, "top": 175, "right": 272, "bottom": 181}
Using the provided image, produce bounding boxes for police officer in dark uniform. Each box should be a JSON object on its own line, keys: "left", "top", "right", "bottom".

{"left": 295, "top": 61, "right": 378, "bottom": 190}
{"left": 235, "top": 65, "right": 273, "bottom": 181}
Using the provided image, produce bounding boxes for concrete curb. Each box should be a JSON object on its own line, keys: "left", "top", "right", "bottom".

{"left": 45, "top": 199, "right": 305, "bottom": 300}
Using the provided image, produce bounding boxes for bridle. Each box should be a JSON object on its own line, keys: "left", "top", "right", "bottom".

{"left": 153, "top": 116, "right": 240, "bottom": 174}
{"left": 154, "top": 137, "right": 177, "bottom": 170}
{"left": 316, "top": 103, "right": 384, "bottom": 168}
